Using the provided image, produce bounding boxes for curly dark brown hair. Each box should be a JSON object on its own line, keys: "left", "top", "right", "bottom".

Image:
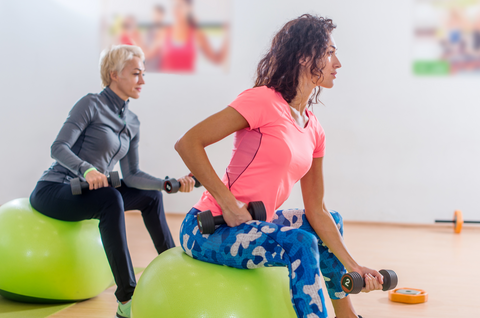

{"left": 254, "top": 14, "right": 336, "bottom": 106}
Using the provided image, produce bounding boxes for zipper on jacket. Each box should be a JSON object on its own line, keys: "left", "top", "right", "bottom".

{"left": 108, "top": 123, "right": 126, "bottom": 167}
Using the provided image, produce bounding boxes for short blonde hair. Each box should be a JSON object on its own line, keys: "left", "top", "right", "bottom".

{"left": 99, "top": 45, "right": 145, "bottom": 88}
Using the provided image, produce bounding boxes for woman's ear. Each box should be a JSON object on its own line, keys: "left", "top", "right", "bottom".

{"left": 299, "top": 56, "right": 312, "bottom": 67}
{"left": 110, "top": 70, "right": 118, "bottom": 82}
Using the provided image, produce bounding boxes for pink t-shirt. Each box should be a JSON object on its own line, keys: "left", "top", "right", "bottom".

{"left": 193, "top": 86, "right": 325, "bottom": 222}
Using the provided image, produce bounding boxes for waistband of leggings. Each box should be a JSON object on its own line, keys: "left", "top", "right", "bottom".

{"left": 187, "top": 207, "right": 201, "bottom": 216}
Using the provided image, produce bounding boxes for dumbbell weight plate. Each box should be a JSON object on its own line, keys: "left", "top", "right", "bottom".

{"left": 70, "top": 178, "right": 82, "bottom": 196}
{"left": 109, "top": 171, "right": 121, "bottom": 188}
{"left": 379, "top": 269, "right": 398, "bottom": 291}
{"left": 164, "top": 177, "right": 181, "bottom": 194}
{"left": 197, "top": 210, "right": 215, "bottom": 235}
{"left": 454, "top": 210, "right": 463, "bottom": 234}
{"left": 341, "top": 271, "right": 363, "bottom": 294}
{"left": 247, "top": 201, "right": 267, "bottom": 221}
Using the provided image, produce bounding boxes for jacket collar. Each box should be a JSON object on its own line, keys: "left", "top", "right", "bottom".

{"left": 102, "top": 86, "right": 129, "bottom": 116}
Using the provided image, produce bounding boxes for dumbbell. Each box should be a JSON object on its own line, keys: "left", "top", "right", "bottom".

{"left": 341, "top": 269, "right": 398, "bottom": 294}
{"left": 70, "top": 171, "right": 121, "bottom": 195}
{"left": 163, "top": 176, "right": 202, "bottom": 193}
{"left": 435, "top": 210, "right": 480, "bottom": 234}
{"left": 197, "top": 201, "right": 267, "bottom": 234}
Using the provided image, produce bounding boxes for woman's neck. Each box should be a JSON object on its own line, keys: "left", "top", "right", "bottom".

{"left": 289, "top": 77, "right": 315, "bottom": 114}
{"left": 288, "top": 76, "right": 315, "bottom": 128}
{"left": 108, "top": 83, "right": 129, "bottom": 101}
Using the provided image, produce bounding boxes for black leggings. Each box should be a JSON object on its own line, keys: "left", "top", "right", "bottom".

{"left": 29, "top": 180, "right": 175, "bottom": 302}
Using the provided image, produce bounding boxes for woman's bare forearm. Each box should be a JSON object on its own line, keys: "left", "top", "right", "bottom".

{"left": 301, "top": 157, "right": 360, "bottom": 272}
{"left": 306, "top": 208, "right": 359, "bottom": 272}
{"left": 174, "top": 107, "right": 250, "bottom": 209}
{"left": 175, "top": 136, "right": 235, "bottom": 208}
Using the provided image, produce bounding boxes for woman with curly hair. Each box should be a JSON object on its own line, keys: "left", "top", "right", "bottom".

{"left": 175, "top": 14, "right": 382, "bottom": 318}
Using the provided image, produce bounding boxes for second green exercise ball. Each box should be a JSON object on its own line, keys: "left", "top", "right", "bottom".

{"left": 132, "top": 247, "right": 297, "bottom": 318}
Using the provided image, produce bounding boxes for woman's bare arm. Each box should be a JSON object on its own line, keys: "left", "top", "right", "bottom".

{"left": 301, "top": 157, "right": 384, "bottom": 292}
{"left": 175, "top": 106, "right": 252, "bottom": 226}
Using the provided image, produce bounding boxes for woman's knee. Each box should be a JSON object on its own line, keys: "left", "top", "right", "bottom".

{"left": 95, "top": 188, "right": 124, "bottom": 217}
{"left": 146, "top": 190, "right": 163, "bottom": 203}
{"left": 141, "top": 190, "right": 164, "bottom": 214}
{"left": 282, "top": 228, "right": 319, "bottom": 258}
{"left": 272, "top": 208, "right": 306, "bottom": 228}
{"left": 299, "top": 231, "right": 319, "bottom": 254}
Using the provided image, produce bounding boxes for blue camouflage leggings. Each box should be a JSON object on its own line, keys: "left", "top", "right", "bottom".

{"left": 180, "top": 208, "right": 347, "bottom": 318}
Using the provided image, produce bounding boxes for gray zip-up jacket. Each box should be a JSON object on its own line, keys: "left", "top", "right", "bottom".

{"left": 39, "top": 87, "right": 165, "bottom": 190}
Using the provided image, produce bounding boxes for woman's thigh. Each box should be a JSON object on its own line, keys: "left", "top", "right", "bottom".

{"left": 180, "top": 209, "right": 320, "bottom": 270}
{"left": 116, "top": 181, "right": 163, "bottom": 212}
{"left": 30, "top": 181, "right": 123, "bottom": 222}
{"left": 271, "top": 208, "right": 343, "bottom": 235}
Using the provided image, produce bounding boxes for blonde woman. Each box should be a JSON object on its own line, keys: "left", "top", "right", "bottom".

{"left": 29, "top": 45, "right": 194, "bottom": 318}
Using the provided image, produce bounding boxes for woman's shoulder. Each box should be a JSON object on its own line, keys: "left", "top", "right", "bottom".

{"left": 68, "top": 93, "right": 101, "bottom": 116}
{"left": 233, "top": 86, "right": 286, "bottom": 111}
{"left": 229, "top": 86, "right": 287, "bottom": 129}
{"left": 73, "top": 92, "right": 103, "bottom": 107}
{"left": 237, "top": 85, "right": 281, "bottom": 100}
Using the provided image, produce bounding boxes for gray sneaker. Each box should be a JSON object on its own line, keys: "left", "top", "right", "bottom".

{"left": 115, "top": 300, "right": 131, "bottom": 318}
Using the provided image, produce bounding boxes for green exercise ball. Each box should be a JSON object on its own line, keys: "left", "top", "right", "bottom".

{"left": 132, "top": 247, "right": 296, "bottom": 318}
{"left": 0, "top": 198, "right": 113, "bottom": 303}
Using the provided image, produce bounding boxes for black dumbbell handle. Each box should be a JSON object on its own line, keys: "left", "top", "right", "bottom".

{"left": 71, "top": 171, "right": 121, "bottom": 195}
{"left": 212, "top": 215, "right": 226, "bottom": 224}
{"left": 435, "top": 220, "right": 480, "bottom": 224}
{"left": 211, "top": 204, "right": 260, "bottom": 227}
{"left": 192, "top": 176, "right": 201, "bottom": 188}
{"left": 79, "top": 175, "right": 117, "bottom": 190}
{"left": 197, "top": 201, "right": 266, "bottom": 234}
{"left": 165, "top": 176, "right": 202, "bottom": 187}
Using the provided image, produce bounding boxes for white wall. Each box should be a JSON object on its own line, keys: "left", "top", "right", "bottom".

{"left": 1, "top": 0, "right": 479, "bottom": 224}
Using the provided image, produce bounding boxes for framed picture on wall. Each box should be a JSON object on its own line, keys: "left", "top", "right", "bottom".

{"left": 101, "top": 0, "right": 231, "bottom": 74}
{"left": 413, "top": 0, "right": 480, "bottom": 76}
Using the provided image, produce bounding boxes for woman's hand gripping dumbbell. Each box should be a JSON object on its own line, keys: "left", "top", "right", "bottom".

{"left": 163, "top": 175, "right": 202, "bottom": 193}
{"left": 341, "top": 269, "right": 398, "bottom": 294}
{"left": 70, "top": 171, "right": 121, "bottom": 195}
{"left": 197, "top": 201, "right": 267, "bottom": 234}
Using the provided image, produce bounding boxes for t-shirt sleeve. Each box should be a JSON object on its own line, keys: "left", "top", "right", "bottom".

{"left": 312, "top": 119, "right": 326, "bottom": 158}
{"left": 229, "top": 87, "right": 282, "bottom": 130}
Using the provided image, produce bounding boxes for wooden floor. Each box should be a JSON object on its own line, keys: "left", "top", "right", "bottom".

{"left": 50, "top": 211, "right": 480, "bottom": 318}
